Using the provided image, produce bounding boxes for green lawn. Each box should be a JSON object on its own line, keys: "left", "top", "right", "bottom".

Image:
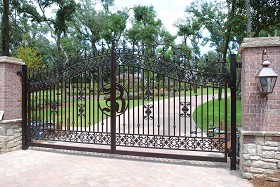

{"left": 30, "top": 86, "right": 231, "bottom": 128}
{"left": 31, "top": 97, "right": 160, "bottom": 128}
{"left": 193, "top": 98, "right": 241, "bottom": 130}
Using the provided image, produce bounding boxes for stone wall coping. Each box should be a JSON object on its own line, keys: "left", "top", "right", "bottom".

{"left": 239, "top": 128, "right": 280, "bottom": 137}
{"left": 0, "top": 119, "right": 22, "bottom": 124}
{"left": 0, "top": 56, "right": 25, "bottom": 65}
{"left": 238, "top": 37, "right": 280, "bottom": 53}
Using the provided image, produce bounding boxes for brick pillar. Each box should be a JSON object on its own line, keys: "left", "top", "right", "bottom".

{"left": 0, "top": 56, "right": 25, "bottom": 153}
{"left": 238, "top": 37, "right": 280, "bottom": 179}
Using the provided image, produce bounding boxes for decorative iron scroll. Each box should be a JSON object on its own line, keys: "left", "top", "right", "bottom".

{"left": 78, "top": 104, "right": 85, "bottom": 117}
{"left": 144, "top": 86, "right": 153, "bottom": 100}
{"left": 30, "top": 128, "right": 111, "bottom": 144}
{"left": 180, "top": 102, "right": 191, "bottom": 118}
{"left": 50, "top": 102, "right": 58, "bottom": 114}
{"left": 98, "top": 83, "right": 128, "bottom": 116}
{"left": 78, "top": 88, "right": 86, "bottom": 100}
{"left": 116, "top": 134, "right": 226, "bottom": 152}
{"left": 29, "top": 55, "right": 110, "bottom": 92}
{"left": 116, "top": 52, "right": 226, "bottom": 87}
{"left": 144, "top": 104, "right": 153, "bottom": 120}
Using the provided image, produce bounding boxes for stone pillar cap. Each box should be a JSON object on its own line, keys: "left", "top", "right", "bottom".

{"left": 238, "top": 37, "right": 280, "bottom": 54}
{"left": 0, "top": 56, "right": 25, "bottom": 65}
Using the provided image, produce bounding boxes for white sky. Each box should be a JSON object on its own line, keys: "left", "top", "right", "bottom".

{"left": 113, "top": 0, "right": 192, "bottom": 35}
{"left": 112, "top": 0, "right": 212, "bottom": 54}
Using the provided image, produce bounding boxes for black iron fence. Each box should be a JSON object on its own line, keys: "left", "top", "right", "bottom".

{"left": 23, "top": 41, "right": 236, "bottom": 165}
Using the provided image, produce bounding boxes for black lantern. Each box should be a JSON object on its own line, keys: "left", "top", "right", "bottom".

{"left": 256, "top": 51, "right": 278, "bottom": 95}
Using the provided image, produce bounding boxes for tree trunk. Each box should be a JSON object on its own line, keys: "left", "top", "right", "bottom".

{"left": 246, "top": 0, "right": 252, "bottom": 37}
{"left": 1, "top": 0, "right": 10, "bottom": 56}
{"left": 219, "top": 0, "right": 236, "bottom": 100}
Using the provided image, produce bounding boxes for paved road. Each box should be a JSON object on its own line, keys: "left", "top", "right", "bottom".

{"left": 0, "top": 149, "right": 253, "bottom": 187}
{"left": 93, "top": 94, "right": 225, "bottom": 137}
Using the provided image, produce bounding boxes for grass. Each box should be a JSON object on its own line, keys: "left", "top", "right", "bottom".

{"left": 30, "top": 85, "right": 230, "bottom": 128}
{"left": 192, "top": 98, "right": 241, "bottom": 130}
{"left": 31, "top": 97, "right": 160, "bottom": 128}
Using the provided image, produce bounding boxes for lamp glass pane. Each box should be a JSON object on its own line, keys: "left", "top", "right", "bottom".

{"left": 267, "top": 77, "right": 277, "bottom": 93}
{"left": 260, "top": 77, "right": 268, "bottom": 93}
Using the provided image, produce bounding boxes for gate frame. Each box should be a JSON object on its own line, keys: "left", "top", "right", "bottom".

{"left": 21, "top": 43, "right": 237, "bottom": 169}
{"left": 230, "top": 54, "right": 237, "bottom": 170}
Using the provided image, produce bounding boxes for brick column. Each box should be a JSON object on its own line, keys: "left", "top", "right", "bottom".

{"left": 238, "top": 37, "right": 280, "bottom": 179}
{"left": 0, "top": 56, "right": 25, "bottom": 153}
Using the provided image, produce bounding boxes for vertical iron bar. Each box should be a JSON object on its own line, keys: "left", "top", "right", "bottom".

{"left": 42, "top": 80, "right": 45, "bottom": 131}
{"left": 64, "top": 80, "right": 66, "bottom": 131}
{"left": 142, "top": 69, "right": 145, "bottom": 134}
{"left": 84, "top": 71, "right": 87, "bottom": 132}
{"left": 80, "top": 74, "right": 82, "bottom": 131}
{"left": 168, "top": 78, "right": 170, "bottom": 136}
{"left": 133, "top": 67, "right": 135, "bottom": 134}
{"left": 190, "top": 83, "right": 192, "bottom": 136}
{"left": 72, "top": 79, "right": 74, "bottom": 131}
{"left": 178, "top": 81, "right": 181, "bottom": 136}
{"left": 68, "top": 80, "right": 70, "bottom": 131}
{"left": 52, "top": 85, "right": 55, "bottom": 130}
{"left": 97, "top": 68, "right": 100, "bottom": 132}
{"left": 207, "top": 87, "right": 209, "bottom": 135}
{"left": 118, "top": 66, "right": 121, "bottom": 133}
{"left": 110, "top": 41, "right": 117, "bottom": 153}
{"left": 147, "top": 71, "right": 150, "bottom": 135}
{"left": 21, "top": 65, "right": 28, "bottom": 150}
{"left": 218, "top": 89, "right": 221, "bottom": 139}
{"left": 76, "top": 75, "right": 79, "bottom": 132}
{"left": 35, "top": 87, "right": 38, "bottom": 129}
{"left": 173, "top": 79, "right": 175, "bottom": 136}
{"left": 89, "top": 71, "right": 91, "bottom": 132}
{"left": 162, "top": 77, "right": 165, "bottom": 136}
{"left": 157, "top": 76, "right": 160, "bottom": 135}
{"left": 137, "top": 66, "right": 140, "bottom": 135}
{"left": 122, "top": 66, "right": 125, "bottom": 134}
{"left": 152, "top": 71, "right": 155, "bottom": 136}
{"left": 230, "top": 54, "right": 237, "bottom": 170}
{"left": 128, "top": 67, "right": 130, "bottom": 134}
{"left": 201, "top": 86, "right": 203, "bottom": 137}
{"left": 212, "top": 87, "right": 215, "bottom": 133}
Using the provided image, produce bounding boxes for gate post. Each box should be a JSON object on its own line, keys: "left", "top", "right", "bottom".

{"left": 238, "top": 37, "right": 280, "bottom": 179}
{"left": 0, "top": 57, "right": 26, "bottom": 153}
{"left": 21, "top": 65, "right": 28, "bottom": 150}
{"left": 110, "top": 41, "right": 117, "bottom": 153}
{"left": 230, "top": 54, "right": 237, "bottom": 170}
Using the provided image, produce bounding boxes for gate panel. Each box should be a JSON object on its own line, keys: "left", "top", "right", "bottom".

{"left": 27, "top": 54, "right": 112, "bottom": 147}
{"left": 114, "top": 47, "right": 228, "bottom": 160}
{"left": 25, "top": 42, "right": 231, "bottom": 163}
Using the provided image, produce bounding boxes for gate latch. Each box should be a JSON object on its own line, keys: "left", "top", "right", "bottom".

{"left": 227, "top": 148, "right": 232, "bottom": 157}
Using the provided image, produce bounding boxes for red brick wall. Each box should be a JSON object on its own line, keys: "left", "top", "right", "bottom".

{"left": 241, "top": 46, "right": 280, "bottom": 131}
{"left": 0, "top": 58, "right": 24, "bottom": 120}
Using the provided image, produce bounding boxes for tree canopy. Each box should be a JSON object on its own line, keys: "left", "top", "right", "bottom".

{"left": 0, "top": 0, "right": 279, "bottom": 67}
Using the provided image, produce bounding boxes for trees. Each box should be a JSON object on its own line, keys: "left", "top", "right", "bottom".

{"left": 1, "top": 0, "right": 9, "bottom": 55}
{"left": 126, "top": 5, "right": 163, "bottom": 46}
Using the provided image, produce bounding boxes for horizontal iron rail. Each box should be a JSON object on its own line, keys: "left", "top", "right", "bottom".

{"left": 28, "top": 143, "right": 227, "bottom": 162}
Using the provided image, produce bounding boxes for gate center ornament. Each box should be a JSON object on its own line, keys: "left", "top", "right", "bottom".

{"left": 180, "top": 102, "right": 191, "bottom": 118}
{"left": 98, "top": 83, "right": 128, "bottom": 116}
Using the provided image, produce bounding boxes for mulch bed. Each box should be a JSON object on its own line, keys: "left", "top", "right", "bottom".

{"left": 250, "top": 172, "right": 280, "bottom": 187}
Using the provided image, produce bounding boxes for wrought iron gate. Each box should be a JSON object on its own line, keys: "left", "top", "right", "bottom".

{"left": 23, "top": 41, "right": 237, "bottom": 166}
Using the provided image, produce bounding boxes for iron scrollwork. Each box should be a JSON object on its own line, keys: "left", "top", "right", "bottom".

{"left": 98, "top": 83, "right": 128, "bottom": 116}
{"left": 144, "top": 104, "right": 153, "bottom": 120}
{"left": 180, "top": 102, "right": 191, "bottom": 118}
